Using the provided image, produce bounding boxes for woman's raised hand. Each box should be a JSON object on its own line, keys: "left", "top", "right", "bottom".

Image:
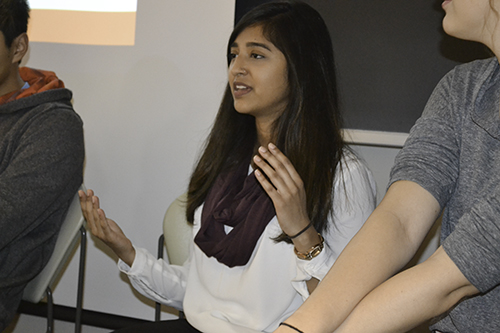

{"left": 253, "top": 143, "right": 311, "bottom": 239}
{"left": 255, "top": 143, "right": 322, "bottom": 292}
{"left": 79, "top": 189, "right": 136, "bottom": 266}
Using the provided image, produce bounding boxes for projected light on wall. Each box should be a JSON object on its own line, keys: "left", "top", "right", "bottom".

{"left": 27, "top": 0, "right": 138, "bottom": 45}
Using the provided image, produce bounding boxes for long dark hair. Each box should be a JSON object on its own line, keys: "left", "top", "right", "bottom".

{"left": 186, "top": 0, "right": 345, "bottom": 241}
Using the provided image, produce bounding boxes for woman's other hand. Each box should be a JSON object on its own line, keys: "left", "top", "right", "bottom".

{"left": 253, "top": 143, "right": 321, "bottom": 250}
{"left": 79, "top": 189, "right": 136, "bottom": 266}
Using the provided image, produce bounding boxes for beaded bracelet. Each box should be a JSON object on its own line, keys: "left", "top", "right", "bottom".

{"left": 288, "top": 221, "right": 313, "bottom": 239}
{"left": 279, "top": 322, "right": 304, "bottom": 333}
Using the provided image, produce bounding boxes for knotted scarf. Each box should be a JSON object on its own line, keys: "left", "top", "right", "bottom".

{"left": 195, "top": 160, "right": 276, "bottom": 267}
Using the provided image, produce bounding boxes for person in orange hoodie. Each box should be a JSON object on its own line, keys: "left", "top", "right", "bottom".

{"left": 0, "top": 0, "right": 84, "bottom": 329}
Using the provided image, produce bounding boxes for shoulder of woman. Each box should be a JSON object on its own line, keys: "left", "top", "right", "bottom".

{"left": 335, "top": 149, "right": 376, "bottom": 194}
{"left": 443, "top": 57, "right": 498, "bottom": 88}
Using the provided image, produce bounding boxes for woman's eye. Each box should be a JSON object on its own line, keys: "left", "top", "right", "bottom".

{"left": 251, "top": 53, "right": 264, "bottom": 59}
{"left": 228, "top": 52, "right": 238, "bottom": 60}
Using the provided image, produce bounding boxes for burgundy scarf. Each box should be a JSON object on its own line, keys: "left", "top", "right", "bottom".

{"left": 194, "top": 160, "right": 276, "bottom": 267}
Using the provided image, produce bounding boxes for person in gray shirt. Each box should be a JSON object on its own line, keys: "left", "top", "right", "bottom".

{"left": 274, "top": 1, "right": 500, "bottom": 333}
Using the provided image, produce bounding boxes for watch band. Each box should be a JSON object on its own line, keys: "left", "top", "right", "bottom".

{"left": 294, "top": 233, "right": 324, "bottom": 260}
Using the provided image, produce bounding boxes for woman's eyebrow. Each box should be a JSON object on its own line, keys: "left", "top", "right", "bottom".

{"left": 230, "top": 41, "right": 272, "bottom": 52}
{"left": 246, "top": 42, "right": 272, "bottom": 51}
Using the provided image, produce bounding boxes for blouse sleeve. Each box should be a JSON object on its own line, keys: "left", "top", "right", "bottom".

{"left": 292, "top": 155, "right": 377, "bottom": 299}
{"left": 118, "top": 243, "right": 193, "bottom": 311}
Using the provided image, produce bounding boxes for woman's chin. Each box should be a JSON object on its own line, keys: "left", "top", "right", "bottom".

{"left": 233, "top": 104, "right": 254, "bottom": 116}
{"left": 442, "top": 18, "right": 461, "bottom": 39}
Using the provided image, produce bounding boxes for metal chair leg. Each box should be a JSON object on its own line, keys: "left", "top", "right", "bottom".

{"left": 46, "top": 287, "right": 54, "bottom": 333}
{"left": 75, "top": 226, "right": 86, "bottom": 333}
{"left": 154, "top": 234, "right": 165, "bottom": 321}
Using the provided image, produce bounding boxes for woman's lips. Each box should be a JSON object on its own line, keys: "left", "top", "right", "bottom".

{"left": 233, "top": 82, "right": 252, "bottom": 98}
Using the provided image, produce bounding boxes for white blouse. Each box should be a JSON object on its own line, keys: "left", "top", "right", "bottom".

{"left": 119, "top": 154, "right": 376, "bottom": 332}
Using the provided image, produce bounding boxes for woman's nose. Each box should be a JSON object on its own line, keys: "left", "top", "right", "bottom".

{"left": 230, "top": 57, "right": 248, "bottom": 77}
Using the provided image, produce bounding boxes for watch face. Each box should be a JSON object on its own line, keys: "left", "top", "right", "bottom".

{"left": 310, "top": 247, "right": 322, "bottom": 258}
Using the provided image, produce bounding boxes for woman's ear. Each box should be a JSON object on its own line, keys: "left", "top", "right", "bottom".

{"left": 11, "top": 33, "right": 28, "bottom": 64}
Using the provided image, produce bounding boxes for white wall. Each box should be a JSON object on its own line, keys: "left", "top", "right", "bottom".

{"left": 21, "top": 1, "right": 438, "bottom": 322}
{"left": 349, "top": 144, "right": 399, "bottom": 204}
{"left": 24, "top": 0, "right": 235, "bottom": 320}
{"left": 350, "top": 144, "right": 441, "bottom": 267}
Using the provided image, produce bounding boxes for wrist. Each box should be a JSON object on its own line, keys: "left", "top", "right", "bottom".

{"left": 282, "top": 217, "right": 311, "bottom": 238}
{"left": 116, "top": 241, "right": 136, "bottom": 266}
{"left": 279, "top": 322, "right": 304, "bottom": 333}
{"left": 292, "top": 227, "right": 321, "bottom": 252}
{"left": 287, "top": 221, "right": 313, "bottom": 239}
{"left": 294, "top": 233, "right": 324, "bottom": 260}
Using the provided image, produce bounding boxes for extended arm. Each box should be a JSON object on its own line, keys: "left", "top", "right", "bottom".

{"left": 79, "top": 189, "right": 136, "bottom": 266}
{"left": 80, "top": 189, "right": 191, "bottom": 308}
{"left": 335, "top": 246, "right": 478, "bottom": 332}
{"left": 275, "top": 180, "right": 442, "bottom": 333}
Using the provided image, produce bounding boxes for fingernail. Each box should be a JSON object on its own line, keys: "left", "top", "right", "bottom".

{"left": 255, "top": 169, "right": 261, "bottom": 177}
{"left": 254, "top": 155, "right": 262, "bottom": 162}
{"left": 258, "top": 146, "right": 267, "bottom": 153}
{"left": 78, "top": 191, "right": 83, "bottom": 197}
{"left": 269, "top": 142, "right": 276, "bottom": 150}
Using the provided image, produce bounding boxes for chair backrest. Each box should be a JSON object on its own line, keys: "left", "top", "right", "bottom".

{"left": 22, "top": 186, "right": 86, "bottom": 303}
{"left": 163, "top": 193, "right": 192, "bottom": 266}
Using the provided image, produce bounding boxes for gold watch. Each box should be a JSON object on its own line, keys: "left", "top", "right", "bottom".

{"left": 294, "top": 233, "right": 324, "bottom": 260}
